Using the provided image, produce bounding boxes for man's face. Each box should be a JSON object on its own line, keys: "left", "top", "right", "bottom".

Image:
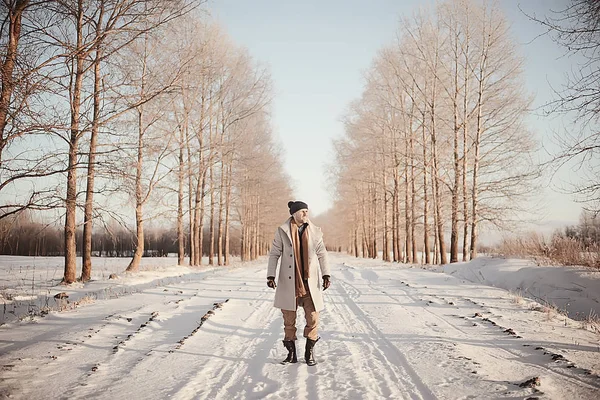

{"left": 293, "top": 209, "right": 309, "bottom": 225}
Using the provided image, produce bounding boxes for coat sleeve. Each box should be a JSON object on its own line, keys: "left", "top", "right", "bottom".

{"left": 267, "top": 228, "right": 283, "bottom": 278}
{"left": 315, "top": 228, "right": 330, "bottom": 276}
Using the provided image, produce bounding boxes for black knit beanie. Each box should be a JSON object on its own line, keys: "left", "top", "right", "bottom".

{"left": 288, "top": 200, "right": 308, "bottom": 215}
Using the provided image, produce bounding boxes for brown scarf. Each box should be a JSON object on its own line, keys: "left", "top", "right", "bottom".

{"left": 290, "top": 220, "right": 310, "bottom": 298}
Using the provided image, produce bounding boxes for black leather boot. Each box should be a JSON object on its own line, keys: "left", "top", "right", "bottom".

{"left": 305, "top": 337, "right": 320, "bottom": 366}
{"left": 282, "top": 340, "right": 297, "bottom": 364}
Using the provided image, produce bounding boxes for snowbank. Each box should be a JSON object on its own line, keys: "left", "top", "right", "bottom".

{"left": 443, "top": 256, "right": 600, "bottom": 320}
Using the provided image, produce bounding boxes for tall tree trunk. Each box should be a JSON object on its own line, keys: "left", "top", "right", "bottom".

{"left": 126, "top": 105, "right": 145, "bottom": 272}
{"left": 198, "top": 169, "right": 206, "bottom": 263}
{"left": 410, "top": 131, "right": 417, "bottom": 263}
{"left": 240, "top": 177, "right": 247, "bottom": 261}
{"left": 431, "top": 134, "right": 446, "bottom": 264}
{"left": 126, "top": 32, "right": 149, "bottom": 273}
{"left": 471, "top": 25, "right": 488, "bottom": 261}
{"left": 391, "top": 184, "right": 398, "bottom": 262}
{"left": 382, "top": 137, "right": 390, "bottom": 262}
{"left": 471, "top": 79, "right": 483, "bottom": 260}
{"left": 191, "top": 92, "right": 206, "bottom": 266}
{"left": 422, "top": 113, "right": 431, "bottom": 264}
{"left": 361, "top": 196, "right": 367, "bottom": 257}
{"left": 63, "top": 0, "right": 85, "bottom": 284}
{"left": 353, "top": 210, "right": 359, "bottom": 257}
{"left": 0, "top": 0, "right": 28, "bottom": 163}
{"left": 462, "top": 34, "right": 471, "bottom": 262}
{"left": 450, "top": 42, "right": 461, "bottom": 264}
{"left": 431, "top": 100, "right": 447, "bottom": 264}
{"left": 395, "top": 165, "right": 401, "bottom": 262}
{"left": 224, "top": 162, "right": 232, "bottom": 265}
{"left": 217, "top": 160, "right": 224, "bottom": 266}
{"left": 250, "top": 194, "right": 257, "bottom": 260}
{"left": 371, "top": 180, "right": 377, "bottom": 258}
{"left": 192, "top": 161, "right": 202, "bottom": 265}
{"left": 392, "top": 164, "right": 399, "bottom": 262}
{"left": 404, "top": 150, "right": 410, "bottom": 263}
{"left": 177, "top": 125, "right": 185, "bottom": 266}
{"left": 407, "top": 100, "right": 417, "bottom": 263}
{"left": 254, "top": 195, "right": 260, "bottom": 259}
{"left": 208, "top": 163, "right": 215, "bottom": 265}
{"left": 179, "top": 83, "right": 192, "bottom": 266}
{"left": 431, "top": 161, "right": 439, "bottom": 265}
{"left": 240, "top": 214, "right": 246, "bottom": 261}
{"left": 82, "top": 6, "right": 105, "bottom": 281}
{"left": 187, "top": 127, "right": 195, "bottom": 266}
{"left": 247, "top": 197, "right": 252, "bottom": 259}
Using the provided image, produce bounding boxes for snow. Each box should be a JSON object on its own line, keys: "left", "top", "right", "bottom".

{"left": 1, "top": 254, "right": 599, "bottom": 399}
{"left": 443, "top": 257, "right": 600, "bottom": 320}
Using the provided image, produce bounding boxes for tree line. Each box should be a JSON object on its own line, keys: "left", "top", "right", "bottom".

{"left": 325, "top": 0, "right": 540, "bottom": 264}
{"left": 0, "top": 210, "right": 253, "bottom": 257}
{"left": 0, "top": 0, "right": 293, "bottom": 283}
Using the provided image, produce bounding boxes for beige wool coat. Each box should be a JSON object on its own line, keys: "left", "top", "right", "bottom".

{"left": 267, "top": 217, "right": 330, "bottom": 311}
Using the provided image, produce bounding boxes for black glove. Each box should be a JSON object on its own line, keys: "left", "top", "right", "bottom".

{"left": 267, "top": 276, "right": 276, "bottom": 289}
{"left": 322, "top": 275, "right": 331, "bottom": 291}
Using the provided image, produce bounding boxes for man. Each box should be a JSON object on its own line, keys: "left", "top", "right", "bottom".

{"left": 267, "top": 200, "right": 331, "bottom": 366}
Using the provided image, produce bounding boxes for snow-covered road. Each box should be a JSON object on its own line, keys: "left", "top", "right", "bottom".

{"left": 1, "top": 255, "right": 599, "bottom": 399}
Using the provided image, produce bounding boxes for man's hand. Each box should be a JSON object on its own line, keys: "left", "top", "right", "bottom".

{"left": 267, "top": 276, "right": 276, "bottom": 289}
{"left": 322, "top": 275, "right": 331, "bottom": 291}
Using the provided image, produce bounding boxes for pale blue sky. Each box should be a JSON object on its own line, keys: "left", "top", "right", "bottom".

{"left": 208, "top": 0, "right": 579, "bottom": 225}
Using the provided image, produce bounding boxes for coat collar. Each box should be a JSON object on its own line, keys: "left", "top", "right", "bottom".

{"left": 280, "top": 217, "right": 316, "bottom": 264}
{"left": 280, "top": 217, "right": 313, "bottom": 242}
{"left": 279, "top": 217, "right": 292, "bottom": 241}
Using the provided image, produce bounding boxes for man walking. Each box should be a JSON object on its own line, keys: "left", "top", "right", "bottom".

{"left": 267, "top": 200, "right": 330, "bottom": 366}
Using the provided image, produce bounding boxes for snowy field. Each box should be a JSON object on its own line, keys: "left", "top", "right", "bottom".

{"left": 1, "top": 254, "right": 599, "bottom": 399}
{"left": 0, "top": 255, "right": 223, "bottom": 325}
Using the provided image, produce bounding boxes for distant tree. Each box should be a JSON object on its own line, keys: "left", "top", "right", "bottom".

{"left": 329, "top": 0, "right": 538, "bottom": 264}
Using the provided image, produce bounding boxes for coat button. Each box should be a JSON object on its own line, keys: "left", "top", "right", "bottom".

{"left": 289, "top": 265, "right": 292, "bottom": 268}
{"left": 289, "top": 254, "right": 292, "bottom": 257}
{"left": 289, "top": 276, "right": 292, "bottom": 279}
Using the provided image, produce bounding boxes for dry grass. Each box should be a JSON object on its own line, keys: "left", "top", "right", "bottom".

{"left": 497, "top": 232, "right": 600, "bottom": 270}
{"left": 578, "top": 310, "right": 600, "bottom": 335}
{"left": 510, "top": 290, "right": 524, "bottom": 305}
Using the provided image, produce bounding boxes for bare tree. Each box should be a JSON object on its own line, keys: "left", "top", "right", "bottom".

{"left": 123, "top": 31, "right": 180, "bottom": 272}
{"left": 2, "top": 1, "right": 291, "bottom": 270}
{"left": 81, "top": 0, "right": 105, "bottom": 281}
{"left": 328, "top": 0, "right": 538, "bottom": 264}
{"left": 526, "top": 0, "right": 600, "bottom": 214}
{"left": 0, "top": 1, "right": 66, "bottom": 222}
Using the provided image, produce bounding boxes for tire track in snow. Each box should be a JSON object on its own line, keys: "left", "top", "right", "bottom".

{"left": 324, "top": 266, "right": 436, "bottom": 400}
{"left": 62, "top": 286, "right": 229, "bottom": 399}
{"left": 1, "top": 302, "right": 164, "bottom": 400}
{"left": 69, "top": 272, "right": 273, "bottom": 400}
{"left": 167, "top": 288, "right": 282, "bottom": 400}
{"left": 359, "top": 270, "right": 600, "bottom": 397}
{"left": 411, "top": 281, "right": 599, "bottom": 392}
{"left": 337, "top": 267, "right": 514, "bottom": 398}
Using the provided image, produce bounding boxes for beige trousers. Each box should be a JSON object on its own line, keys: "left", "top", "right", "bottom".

{"left": 282, "top": 291, "right": 319, "bottom": 341}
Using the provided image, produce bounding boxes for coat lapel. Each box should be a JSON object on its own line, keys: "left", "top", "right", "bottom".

{"left": 307, "top": 222, "right": 316, "bottom": 265}
{"left": 280, "top": 217, "right": 293, "bottom": 243}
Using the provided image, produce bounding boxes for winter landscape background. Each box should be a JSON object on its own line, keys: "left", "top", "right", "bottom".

{"left": 2, "top": 0, "right": 600, "bottom": 399}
